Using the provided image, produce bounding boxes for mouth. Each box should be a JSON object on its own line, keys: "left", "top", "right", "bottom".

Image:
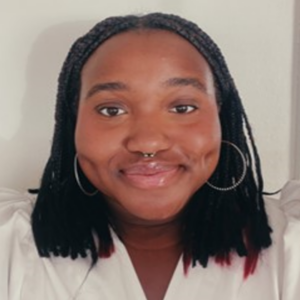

{"left": 120, "top": 162, "right": 184, "bottom": 189}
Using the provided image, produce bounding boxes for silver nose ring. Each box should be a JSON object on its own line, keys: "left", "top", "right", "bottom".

{"left": 142, "top": 152, "right": 156, "bottom": 158}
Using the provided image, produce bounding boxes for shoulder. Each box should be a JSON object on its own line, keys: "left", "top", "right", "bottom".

{"left": 0, "top": 189, "right": 37, "bottom": 299}
{"left": 264, "top": 180, "right": 300, "bottom": 229}
{"left": 0, "top": 187, "right": 35, "bottom": 218}
{"left": 265, "top": 181, "right": 300, "bottom": 299}
{"left": 279, "top": 180, "right": 300, "bottom": 219}
{"left": 278, "top": 180, "right": 300, "bottom": 247}
{"left": 0, "top": 188, "right": 35, "bottom": 239}
{"left": 263, "top": 180, "right": 300, "bottom": 252}
{"left": 279, "top": 181, "right": 300, "bottom": 298}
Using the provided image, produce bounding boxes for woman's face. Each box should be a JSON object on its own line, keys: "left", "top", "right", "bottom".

{"left": 75, "top": 30, "right": 221, "bottom": 223}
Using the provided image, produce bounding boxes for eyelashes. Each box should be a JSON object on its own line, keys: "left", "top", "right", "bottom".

{"left": 169, "top": 105, "right": 197, "bottom": 114}
{"left": 96, "top": 106, "right": 126, "bottom": 117}
{"left": 95, "top": 104, "right": 198, "bottom": 117}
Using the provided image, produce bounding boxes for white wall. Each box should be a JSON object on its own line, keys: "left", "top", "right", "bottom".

{"left": 0, "top": 0, "right": 297, "bottom": 192}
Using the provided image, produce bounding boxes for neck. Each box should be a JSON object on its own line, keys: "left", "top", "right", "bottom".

{"left": 107, "top": 207, "right": 184, "bottom": 251}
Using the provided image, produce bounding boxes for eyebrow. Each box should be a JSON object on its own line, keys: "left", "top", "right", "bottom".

{"left": 85, "top": 81, "right": 128, "bottom": 99}
{"left": 164, "top": 77, "right": 208, "bottom": 93}
{"left": 85, "top": 77, "right": 208, "bottom": 99}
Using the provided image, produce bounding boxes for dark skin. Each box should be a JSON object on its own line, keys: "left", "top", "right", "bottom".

{"left": 75, "top": 30, "right": 221, "bottom": 300}
{"left": 109, "top": 207, "right": 183, "bottom": 300}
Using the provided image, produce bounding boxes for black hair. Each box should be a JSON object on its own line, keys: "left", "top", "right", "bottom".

{"left": 31, "top": 13, "right": 272, "bottom": 276}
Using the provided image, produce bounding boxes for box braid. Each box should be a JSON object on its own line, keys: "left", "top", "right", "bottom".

{"left": 31, "top": 13, "right": 272, "bottom": 277}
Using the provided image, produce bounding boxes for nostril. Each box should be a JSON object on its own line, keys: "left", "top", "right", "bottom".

{"left": 124, "top": 129, "right": 171, "bottom": 155}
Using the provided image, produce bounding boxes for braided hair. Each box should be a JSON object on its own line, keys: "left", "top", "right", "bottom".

{"left": 31, "top": 13, "right": 272, "bottom": 278}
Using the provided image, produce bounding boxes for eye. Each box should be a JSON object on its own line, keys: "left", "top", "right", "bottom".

{"left": 96, "top": 106, "right": 126, "bottom": 117}
{"left": 170, "top": 105, "right": 197, "bottom": 114}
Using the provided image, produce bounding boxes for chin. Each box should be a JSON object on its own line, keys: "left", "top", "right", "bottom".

{"left": 126, "top": 197, "right": 187, "bottom": 223}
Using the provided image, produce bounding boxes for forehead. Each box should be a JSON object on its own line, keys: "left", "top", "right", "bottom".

{"left": 81, "top": 29, "right": 213, "bottom": 80}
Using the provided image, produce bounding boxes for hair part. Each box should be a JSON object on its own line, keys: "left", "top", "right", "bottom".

{"left": 32, "top": 13, "right": 272, "bottom": 278}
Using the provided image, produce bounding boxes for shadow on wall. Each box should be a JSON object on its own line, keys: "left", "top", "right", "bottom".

{"left": 291, "top": 0, "right": 300, "bottom": 180}
{"left": 0, "top": 20, "right": 97, "bottom": 191}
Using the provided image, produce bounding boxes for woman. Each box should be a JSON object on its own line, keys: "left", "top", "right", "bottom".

{"left": 1, "top": 13, "right": 299, "bottom": 300}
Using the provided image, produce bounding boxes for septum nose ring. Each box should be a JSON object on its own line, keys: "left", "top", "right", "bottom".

{"left": 142, "top": 152, "right": 156, "bottom": 158}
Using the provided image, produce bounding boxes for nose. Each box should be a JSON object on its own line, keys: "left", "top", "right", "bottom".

{"left": 124, "top": 116, "right": 172, "bottom": 155}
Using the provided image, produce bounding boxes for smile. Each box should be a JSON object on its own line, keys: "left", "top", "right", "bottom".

{"left": 120, "top": 163, "right": 183, "bottom": 189}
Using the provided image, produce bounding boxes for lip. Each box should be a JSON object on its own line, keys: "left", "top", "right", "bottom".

{"left": 120, "top": 162, "right": 183, "bottom": 189}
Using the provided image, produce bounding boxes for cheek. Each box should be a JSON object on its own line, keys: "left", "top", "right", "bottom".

{"left": 75, "top": 112, "right": 100, "bottom": 161}
{"left": 75, "top": 107, "right": 120, "bottom": 159}
{"left": 178, "top": 113, "right": 221, "bottom": 185}
{"left": 179, "top": 114, "right": 221, "bottom": 158}
{"left": 75, "top": 108, "right": 117, "bottom": 189}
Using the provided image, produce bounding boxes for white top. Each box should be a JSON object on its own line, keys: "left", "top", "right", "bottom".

{"left": 1, "top": 181, "right": 300, "bottom": 300}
